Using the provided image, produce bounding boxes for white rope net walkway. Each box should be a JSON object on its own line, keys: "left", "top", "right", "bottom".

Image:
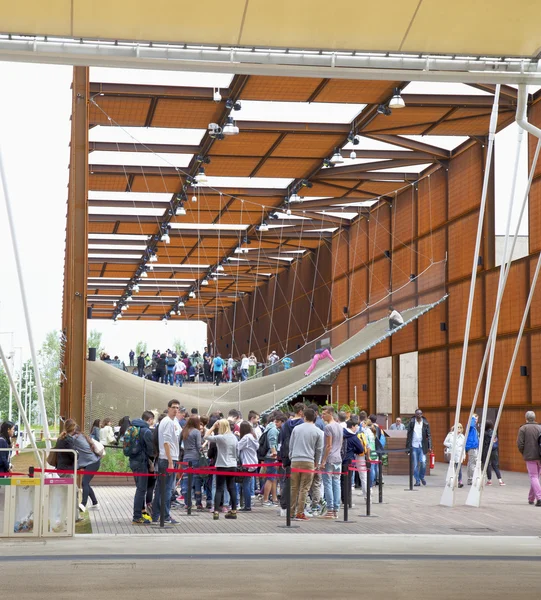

{"left": 84, "top": 261, "right": 446, "bottom": 425}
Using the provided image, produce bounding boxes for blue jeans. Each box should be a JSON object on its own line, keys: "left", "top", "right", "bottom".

{"left": 152, "top": 459, "right": 177, "bottom": 521}
{"left": 131, "top": 461, "right": 149, "bottom": 519}
{"left": 242, "top": 473, "right": 253, "bottom": 509}
{"left": 264, "top": 459, "right": 277, "bottom": 483}
{"left": 180, "top": 463, "right": 204, "bottom": 507}
{"left": 241, "top": 368, "right": 248, "bottom": 381}
{"left": 228, "top": 367, "right": 233, "bottom": 382}
{"left": 174, "top": 373, "right": 184, "bottom": 387}
{"left": 322, "top": 462, "right": 341, "bottom": 511}
{"left": 412, "top": 447, "right": 426, "bottom": 483}
{"left": 166, "top": 369, "right": 174, "bottom": 385}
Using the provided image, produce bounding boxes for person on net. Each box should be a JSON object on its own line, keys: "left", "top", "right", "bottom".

{"left": 304, "top": 347, "right": 335, "bottom": 377}
{"left": 388, "top": 306, "right": 404, "bottom": 330}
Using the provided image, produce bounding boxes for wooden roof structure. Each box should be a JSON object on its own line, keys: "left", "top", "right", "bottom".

{"left": 84, "top": 71, "right": 523, "bottom": 321}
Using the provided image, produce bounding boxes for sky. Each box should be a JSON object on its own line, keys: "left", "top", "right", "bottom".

{"left": 0, "top": 62, "right": 531, "bottom": 368}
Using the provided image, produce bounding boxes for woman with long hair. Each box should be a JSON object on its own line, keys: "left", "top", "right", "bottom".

{"left": 90, "top": 419, "right": 101, "bottom": 442}
{"left": 237, "top": 421, "right": 258, "bottom": 511}
{"left": 73, "top": 424, "right": 102, "bottom": 512}
{"left": 181, "top": 416, "right": 203, "bottom": 509}
{"left": 0, "top": 421, "right": 15, "bottom": 475}
{"left": 117, "top": 416, "right": 131, "bottom": 443}
{"left": 444, "top": 423, "right": 466, "bottom": 488}
{"left": 204, "top": 418, "right": 238, "bottom": 520}
{"left": 99, "top": 418, "right": 115, "bottom": 445}
{"left": 55, "top": 418, "right": 76, "bottom": 473}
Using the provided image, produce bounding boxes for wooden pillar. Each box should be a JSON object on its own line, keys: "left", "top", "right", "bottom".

{"left": 60, "top": 67, "right": 89, "bottom": 426}
{"left": 368, "top": 359, "right": 377, "bottom": 415}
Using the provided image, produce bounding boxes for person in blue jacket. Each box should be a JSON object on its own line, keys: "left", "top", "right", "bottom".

{"left": 342, "top": 420, "right": 366, "bottom": 505}
{"left": 465, "top": 414, "right": 479, "bottom": 485}
{"left": 0, "top": 421, "right": 14, "bottom": 475}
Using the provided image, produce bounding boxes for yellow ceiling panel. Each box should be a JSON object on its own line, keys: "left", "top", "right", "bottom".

{"left": 0, "top": 1, "right": 72, "bottom": 36}
{"left": 240, "top": 0, "right": 419, "bottom": 51}
{"left": 72, "top": 0, "right": 246, "bottom": 44}
{"left": 403, "top": 0, "right": 541, "bottom": 57}
{"left": 241, "top": 76, "right": 324, "bottom": 101}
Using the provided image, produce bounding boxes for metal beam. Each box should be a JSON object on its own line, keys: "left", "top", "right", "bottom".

{"left": 60, "top": 66, "right": 88, "bottom": 425}
{"left": 2, "top": 38, "right": 541, "bottom": 84}
{"left": 89, "top": 82, "right": 232, "bottom": 100}
{"left": 364, "top": 134, "right": 451, "bottom": 158}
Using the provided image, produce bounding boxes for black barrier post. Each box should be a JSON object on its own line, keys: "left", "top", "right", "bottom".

{"left": 335, "top": 464, "right": 356, "bottom": 524}
{"left": 366, "top": 462, "right": 371, "bottom": 516}
{"left": 159, "top": 462, "right": 166, "bottom": 528}
{"left": 277, "top": 466, "right": 298, "bottom": 529}
{"left": 186, "top": 462, "right": 193, "bottom": 515}
{"left": 28, "top": 466, "right": 34, "bottom": 478}
{"left": 405, "top": 450, "right": 417, "bottom": 491}
{"left": 378, "top": 455, "right": 383, "bottom": 503}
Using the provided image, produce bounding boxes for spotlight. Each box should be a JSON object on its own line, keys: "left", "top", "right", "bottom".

{"left": 286, "top": 207, "right": 292, "bottom": 216}
{"left": 213, "top": 88, "right": 222, "bottom": 102}
{"left": 388, "top": 88, "right": 405, "bottom": 109}
{"left": 149, "top": 253, "right": 158, "bottom": 262}
{"left": 216, "top": 264, "right": 224, "bottom": 272}
{"left": 323, "top": 158, "right": 334, "bottom": 168}
{"left": 191, "top": 195, "right": 197, "bottom": 203}
{"left": 148, "top": 264, "right": 154, "bottom": 271}
{"left": 140, "top": 270, "right": 148, "bottom": 278}
{"left": 222, "top": 116, "right": 239, "bottom": 136}
{"left": 178, "top": 301, "right": 185, "bottom": 307}
{"left": 348, "top": 131, "right": 360, "bottom": 145}
{"left": 377, "top": 104, "right": 392, "bottom": 116}
{"left": 201, "top": 279, "right": 209, "bottom": 286}
{"left": 126, "top": 293, "right": 132, "bottom": 302}
{"left": 133, "top": 284, "right": 140, "bottom": 293}
{"left": 195, "top": 166, "right": 208, "bottom": 186}
{"left": 189, "top": 291, "right": 196, "bottom": 299}
{"left": 350, "top": 150, "right": 357, "bottom": 160}
{"left": 161, "top": 232, "right": 170, "bottom": 243}
{"left": 330, "top": 148, "right": 344, "bottom": 165}
{"left": 300, "top": 180, "right": 313, "bottom": 188}
{"left": 226, "top": 99, "right": 241, "bottom": 111}
{"left": 170, "top": 310, "right": 176, "bottom": 316}
{"left": 257, "top": 221, "right": 269, "bottom": 232}
{"left": 289, "top": 192, "right": 301, "bottom": 203}
{"left": 208, "top": 122, "right": 223, "bottom": 138}
{"left": 176, "top": 205, "right": 186, "bottom": 216}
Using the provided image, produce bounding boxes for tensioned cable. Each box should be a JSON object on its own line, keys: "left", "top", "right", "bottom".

{"left": 441, "top": 85, "right": 501, "bottom": 506}
{"left": 248, "top": 206, "right": 266, "bottom": 356}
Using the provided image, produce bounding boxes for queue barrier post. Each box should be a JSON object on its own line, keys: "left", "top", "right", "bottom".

{"left": 335, "top": 462, "right": 356, "bottom": 524}
{"left": 359, "top": 458, "right": 375, "bottom": 518}
{"left": 186, "top": 462, "right": 193, "bottom": 516}
{"left": 277, "top": 465, "right": 298, "bottom": 529}
{"left": 159, "top": 461, "right": 166, "bottom": 529}
{"left": 405, "top": 449, "right": 417, "bottom": 492}
{"left": 378, "top": 455, "right": 383, "bottom": 504}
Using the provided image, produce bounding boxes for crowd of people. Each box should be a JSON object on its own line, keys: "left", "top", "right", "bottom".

{"left": 124, "top": 346, "right": 328, "bottom": 387}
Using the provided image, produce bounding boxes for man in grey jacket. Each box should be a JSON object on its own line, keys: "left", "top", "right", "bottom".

{"left": 289, "top": 408, "right": 323, "bottom": 521}
{"left": 517, "top": 411, "right": 541, "bottom": 506}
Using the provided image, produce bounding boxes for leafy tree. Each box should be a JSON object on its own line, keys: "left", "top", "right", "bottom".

{"left": 87, "top": 329, "right": 104, "bottom": 354}
{"left": 0, "top": 365, "right": 11, "bottom": 422}
{"left": 173, "top": 338, "right": 187, "bottom": 356}
{"left": 39, "top": 331, "right": 61, "bottom": 428}
{"left": 136, "top": 340, "right": 147, "bottom": 356}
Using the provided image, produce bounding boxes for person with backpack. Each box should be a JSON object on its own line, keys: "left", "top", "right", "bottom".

{"left": 125, "top": 411, "right": 156, "bottom": 525}
{"left": 260, "top": 412, "right": 283, "bottom": 507}
{"left": 342, "top": 419, "right": 365, "bottom": 507}
{"left": 165, "top": 353, "right": 176, "bottom": 385}
{"left": 212, "top": 353, "right": 224, "bottom": 386}
{"left": 517, "top": 411, "right": 541, "bottom": 506}
{"left": 465, "top": 414, "right": 480, "bottom": 485}
{"left": 482, "top": 420, "right": 504, "bottom": 486}
{"left": 369, "top": 413, "right": 387, "bottom": 485}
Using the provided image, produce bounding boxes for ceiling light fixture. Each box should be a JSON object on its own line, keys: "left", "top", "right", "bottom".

{"left": 161, "top": 231, "right": 170, "bottom": 243}
{"left": 201, "top": 279, "right": 209, "bottom": 286}
{"left": 189, "top": 291, "right": 196, "bottom": 299}
{"left": 377, "top": 104, "right": 392, "bottom": 116}
{"left": 191, "top": 195, "right": 197, "bottom": 203}
{"left": 148, "top": 264, "right": 154, "bottom": 271}
{"left": 178, "top": 301, "right": 185, "bottom": 307}
{"left": 216, "top": 264, "right": 225, "bottom": 272}
{"left": 388, "top": 88, "right": 406, "bottom": 109}
{"left": 257, "top": 221, "right": 269, "bottom": 232}
{"left": 117, "top": 313, "right": 123, "bottom": 319}
{"left": 133, "top": 284, "right": 140, "bottom": 293}
{"left": 140, "top": 270, "right": 148, "bottom": 278}
{"left": 170, "top": 310, "right": 176, "bottom": 316}
{"left": 222, "top": 116, "right": 239, "bottom": 136}
{"left": 286, "top": 207, "right": 292, "bottom": 215}
{"left": 225, "top": 99, "right": 241, "bottom": 111}
{"left": 330, "top": 148, "right": 344, "bottom": 165}
{"left": 213, "top": 88, "right": 222, "bottom": 102}
{"left": 195, "top": 166, "right": 208, "bottom": 186}
{"left": 176, "top": 204, "right": 186, "bottom": 216}
{"left": 289, "top": 192, "right": 301, "bottom": 203}
{"left": 149, "top": 253, "right": 158, "bottom": 263}
{"left": 350, "top": 150, "right": 357, "bottom": 159}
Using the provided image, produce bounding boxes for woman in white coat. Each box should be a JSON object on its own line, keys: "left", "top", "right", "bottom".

{"left": 444, "top": 423, "right": 465, "bottom": 488}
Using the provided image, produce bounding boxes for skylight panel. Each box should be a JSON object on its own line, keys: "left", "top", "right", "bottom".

{"left": 399, "top": 135, "right": 468, "bottom": 151}
{"left": 204, "top": 176, "right": 293, "bottom": 189}
{"left": 88, "top": 253, "right": 143, "bottom": 259}
{"left": 402, "top": 81, "right": 491, "bottom": 95}
{"left": 88, "top": 244, "right": 147, "bottom": 251}
{"left": 343, "top": 136, "right": 411, "bottom": 151}
{"left": 169, "top": 223, "right": 250, "bottom": 231}
{"left": 89, "top": 126, "right": 205, "bottom": 145}
{"left": 90, "top": 67, "right": 234, "bottom": 88}
{"left": 89, "top": 151, "right": 192, "bottom": 168}
{"left": 89, "top": 191, "right": 171, "bottom": 202}
{"left": 88, "top": 207, "right": 165, "bottom": 216}
{"left": 235, "top": 100, "right": 365, "bottom": 124}
{"left": 89, "top": 233, "right": 150, "bottom": 241}
{"left": 153, "top": 264, "right": 209, "bottom": 268}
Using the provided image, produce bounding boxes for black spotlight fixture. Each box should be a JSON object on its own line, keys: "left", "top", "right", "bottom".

{"left": 376, "top": 104, "right": 392, "bottom": 116}
{"left": 226, "top": 99, "right": 242, "bottom": 111}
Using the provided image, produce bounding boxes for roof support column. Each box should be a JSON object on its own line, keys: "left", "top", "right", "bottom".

{"left": 60, "top": 66, "right": 89, "bottom": 426}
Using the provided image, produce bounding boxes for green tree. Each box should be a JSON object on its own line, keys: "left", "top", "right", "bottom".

{"left": 87, "top": 329, "right": 104, "bottom": 354}
{"left": 173, "top": 338, "right": 187, "bottom": 356}
{"left": 39, "top": 330, "right": 61, "bottom": 429}
{"left": 0, "top": 365, "right": 11, "bottom": 422}
{"left": 136, "top": 340, "right": 147, "bottom": 356}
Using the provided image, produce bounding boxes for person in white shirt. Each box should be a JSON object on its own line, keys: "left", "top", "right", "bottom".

{"left": 406, "top": 409, "right": 432, "bottom": 487}
{"left": 268, "top": 350, "right": 279, "bottom": 374}
{"left": 151, "top": 400, "right": 181, "bottom": 523}
{"left": 174, "top": 359, "right": 187, "bottom": 387}
{"left": 240, "top": 354, "right": 250, "bottom": 381}
{"left": 99, "top": 418, "right": 116, "bottom": 446}
{"left": 388, "top": 306, "right": 404, "bottom": 330}
{"left": 227, "top": 355, "right": 235, "bottom": 383}
{"left": 444, "top": 423, "right": 465, "bottom": 488}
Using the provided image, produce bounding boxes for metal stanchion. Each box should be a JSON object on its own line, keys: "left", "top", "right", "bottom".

{"left": 405, "top": 450, "right": 417, "bottom": 491}
{"left": 186, "top": 462, "right": 193, "bottom": 516}
{"left": 277, "top": 466, "right": 298, "bottom": 529}
{"left": 336, "top": 463, "right": 356, "bottom": 524}
{"left": 359, "top": 460, "right": 376, "bottom": 518}
{"left": 159, "top": 462, "right": 166, "bottom": 528}
{"left": 378, "top": 456, "right": 383, "bottom": 503}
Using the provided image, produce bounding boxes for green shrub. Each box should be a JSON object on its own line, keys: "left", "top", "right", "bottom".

{"left": 99, "top": 448, "right": 131, "bottom": 473}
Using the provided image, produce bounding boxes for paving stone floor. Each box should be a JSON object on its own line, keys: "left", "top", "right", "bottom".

{"left": 85, "top": 465, "right": 541, "bottom": 536}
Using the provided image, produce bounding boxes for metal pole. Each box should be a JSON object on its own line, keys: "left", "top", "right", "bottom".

{"left": 405, "top": 449, "right": 416, "bottom": 491}
{"left": 366, "top": 463, "right": 371, "bottom": 516}
{"left": 378, "top": 455, "right": 383, "bottom": 503}
{"left": 187, "top": 461, "right": 193, "bottom": 516}
{"left": 0, "top": 147, "right": 51, "bottom": 449}
{"left": 286, "top": 466, "right": 291, "bottom": 526}
{"left": 330, "top": 386, "right": 333, "bottom": 408}
{"left": 0, "top": 343, "right": 42, "bottom": 466}
{"left": 159, "top": 461, "right": 166, "bottom": 528}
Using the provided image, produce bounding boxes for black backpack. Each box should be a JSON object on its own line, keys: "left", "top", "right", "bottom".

{"left": 257, "top": 430, "right": 270, "bottom": 460}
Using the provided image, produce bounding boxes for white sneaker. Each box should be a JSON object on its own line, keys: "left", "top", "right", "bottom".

{"left": 304, "top": 508, "right": 313, "bottom": 518}
{"left": 279, "top": 508, "right": 287, "bottom": 517}
{"left": 90, "top": 503, "right": 100, "bottom": 509}
{"left": 78, "top": 503, "right": 86, "bottom": 512}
